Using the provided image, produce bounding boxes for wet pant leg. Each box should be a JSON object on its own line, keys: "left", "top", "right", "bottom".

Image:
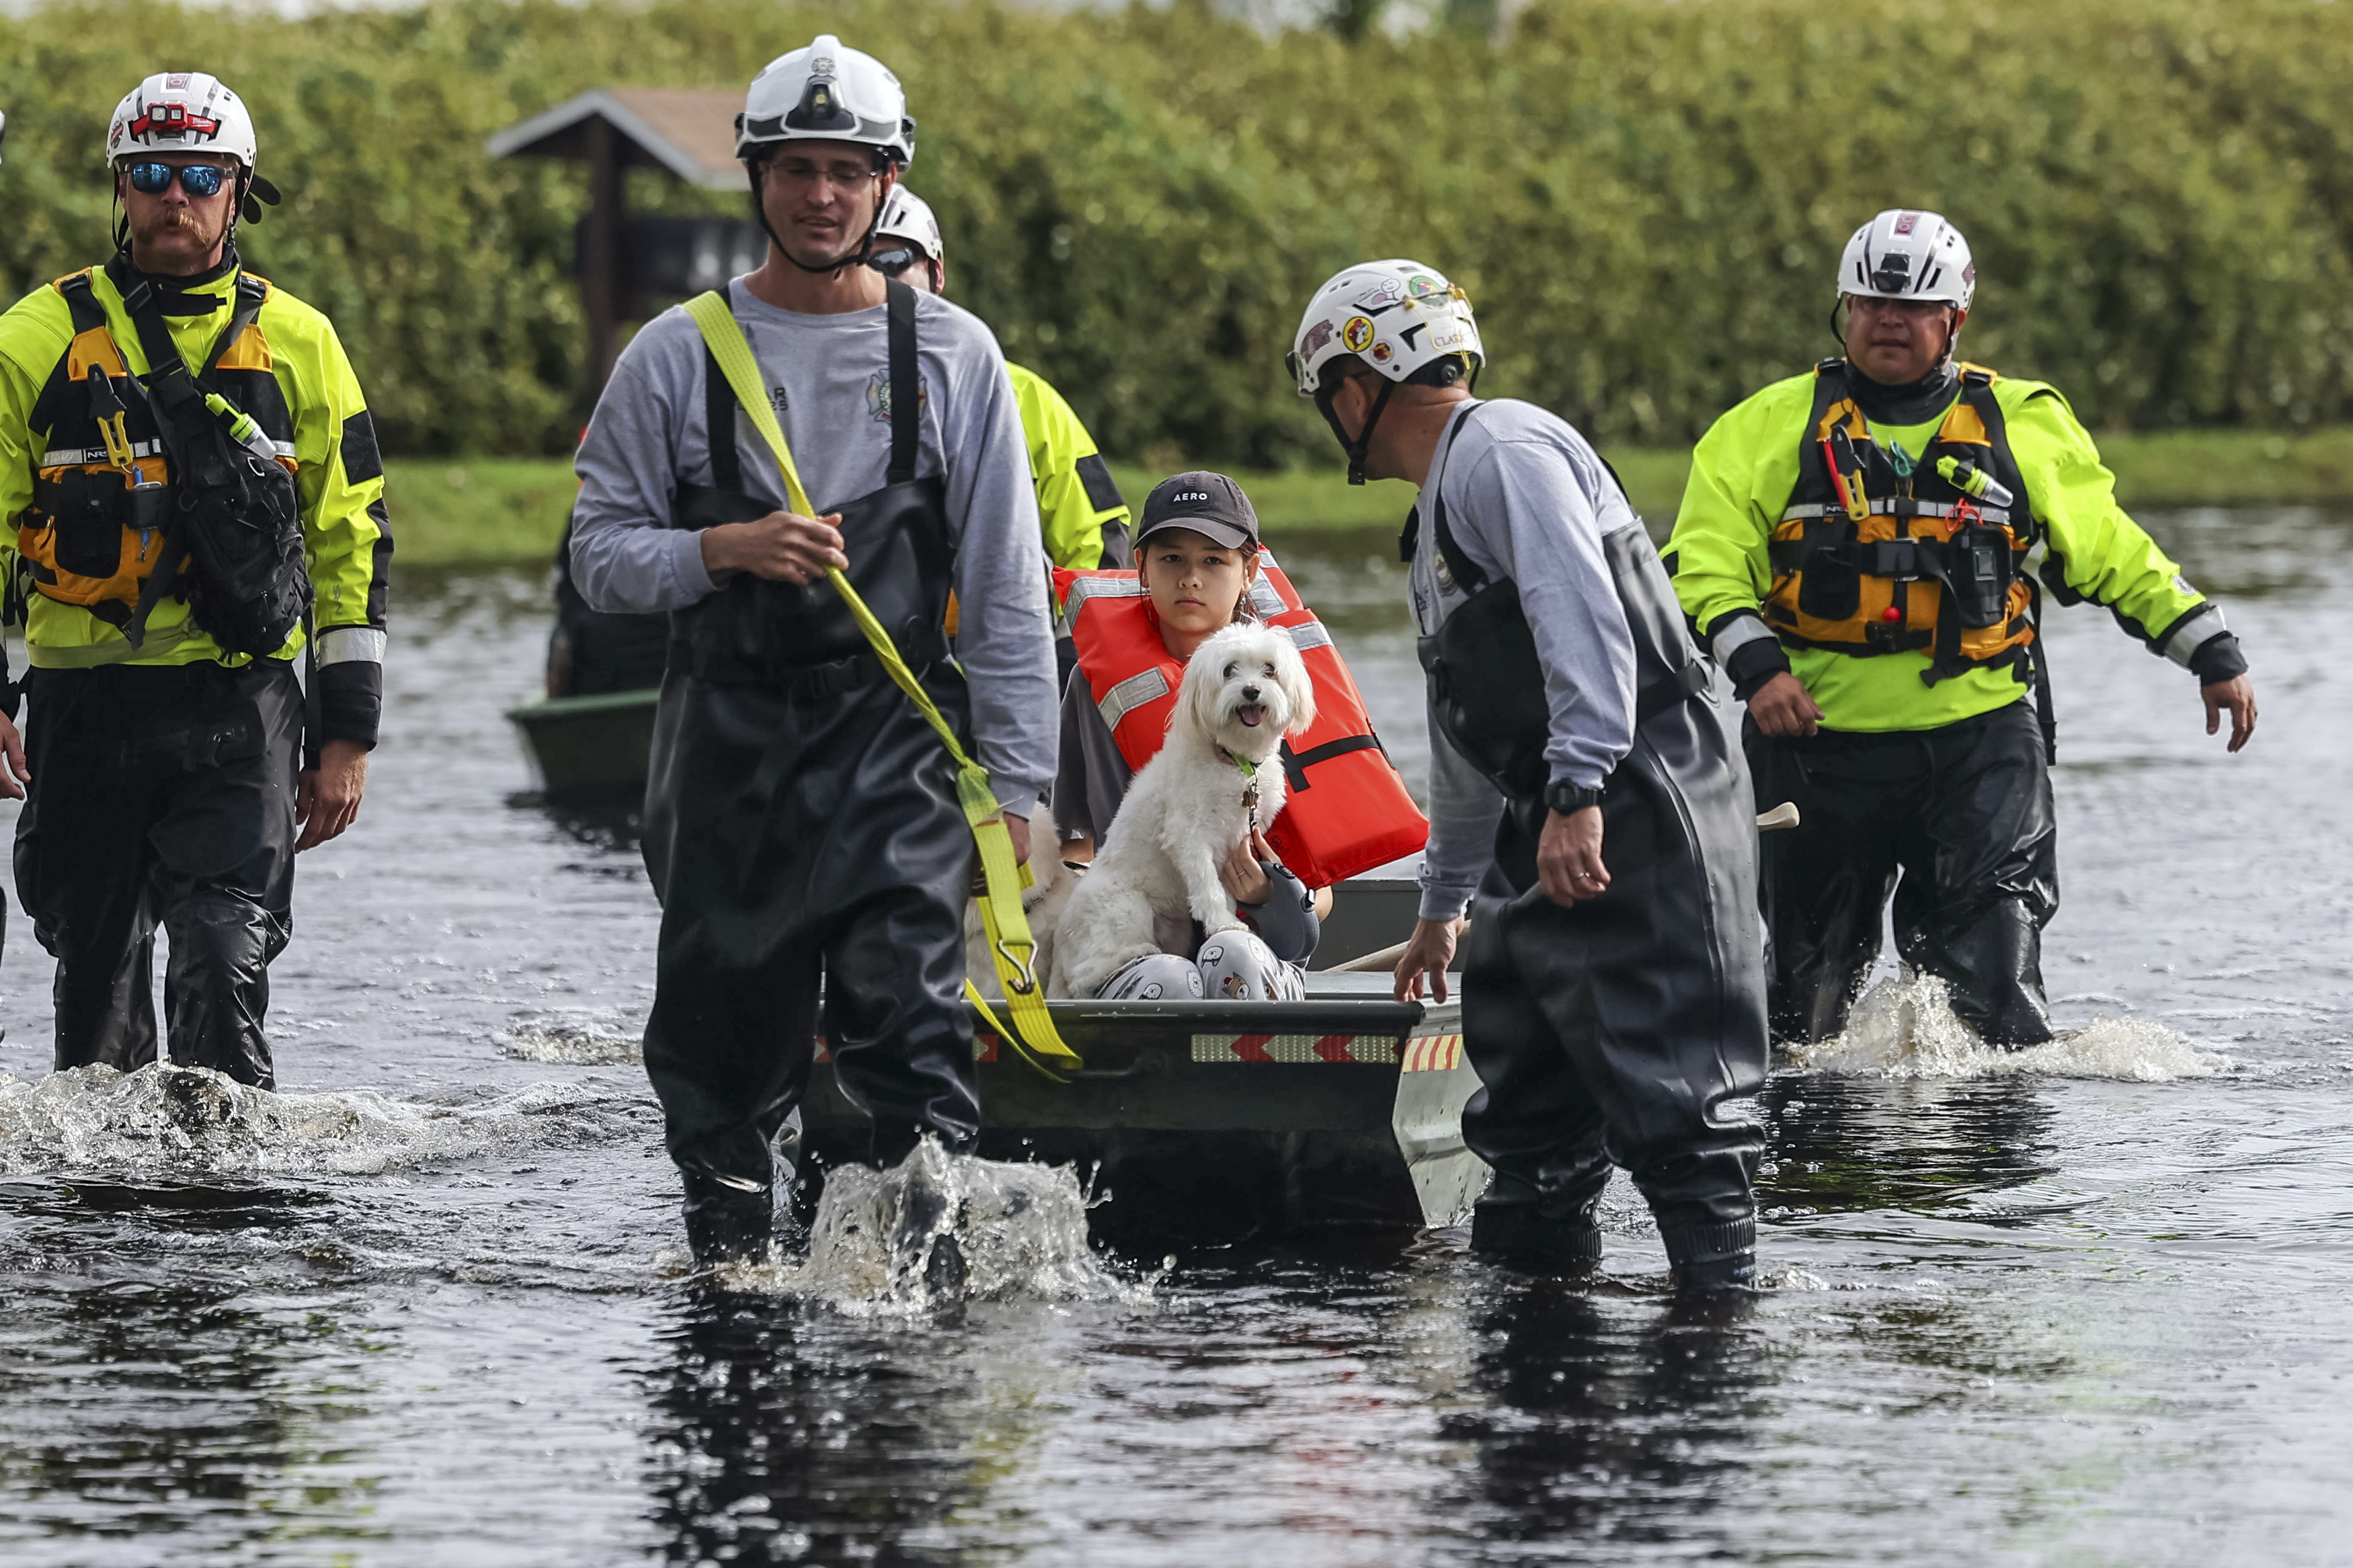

{"left": 1463, "top": 706, "right": 1769, "bottom": 1268}
{"left": 17, "top": 673, "right": 170, "bottom": 1072}
{"left": 16, "top": 663, "right": 299, "bottom": 1085}
{"left": 1746, "top": 720, "right": 1909, "bottom": 1045}
{"left": 641, "top": 663, "right": 980, "bottom": 1245}
{"left": 1891, "top": 703, "right": 2059, "bottom": 1046}
{"left": 1459, "top": 888, "right": 1616, "bottom": 1231}
{"left": 152, "top": 666, "right": 300, "bottom": 1087}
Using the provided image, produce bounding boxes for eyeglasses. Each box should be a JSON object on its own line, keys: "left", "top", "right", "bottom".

{"left": 866, "top": 247, "right": 926, "bottom": 275}
{"left": 124, "top": 161, "right": 229, "bottom": 198}
{"left": 764, "top": 159, "right": 881, "bottom": 194}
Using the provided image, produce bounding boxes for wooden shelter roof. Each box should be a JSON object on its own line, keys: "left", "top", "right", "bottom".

{"left": 486, "top": 87, "right": 744, "bottom": 190}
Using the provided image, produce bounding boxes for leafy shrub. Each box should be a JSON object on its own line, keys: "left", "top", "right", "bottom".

{"left": 1, "top": 0, "right": 2346, "bottom": 459}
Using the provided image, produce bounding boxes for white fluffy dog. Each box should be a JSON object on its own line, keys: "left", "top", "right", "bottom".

{"left": 1047, "top": 621, "right": 1317, "bottom": 999}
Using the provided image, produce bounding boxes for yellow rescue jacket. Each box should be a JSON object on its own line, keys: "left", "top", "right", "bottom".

{"left": 1669, "top": 361, "right": 2225, "bottom": 734}
{"left": 0, "top": 257, "right": 389, "bottom": 671}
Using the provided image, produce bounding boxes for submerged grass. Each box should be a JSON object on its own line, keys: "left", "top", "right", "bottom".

{"left": 386, "top": 427, "right": 2353, "bottom": 567}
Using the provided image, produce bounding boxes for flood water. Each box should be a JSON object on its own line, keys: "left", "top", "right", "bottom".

{"left": 0, "top": 508, "right": 2347, "bottom": 1565}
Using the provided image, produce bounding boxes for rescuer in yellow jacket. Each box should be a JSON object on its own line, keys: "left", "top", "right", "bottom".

{"left": 1669, "top": 209, "right": 2256, "bottom": 1048}
{"left": 0, "top": 72, "right": 390, "bottom": 1087}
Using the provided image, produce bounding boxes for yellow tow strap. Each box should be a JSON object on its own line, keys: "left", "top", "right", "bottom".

{"left": 685, "top": 291, "right": 1081, "bottom": 1080}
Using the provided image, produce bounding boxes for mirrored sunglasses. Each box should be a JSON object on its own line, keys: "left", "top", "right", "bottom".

{"left": 125, "top": 161, "right": 228, "bottom": 198}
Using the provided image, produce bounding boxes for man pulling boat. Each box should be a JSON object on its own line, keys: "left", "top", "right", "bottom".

{"left": 568, "top": 35, "right": 1057, "bottom": 1267}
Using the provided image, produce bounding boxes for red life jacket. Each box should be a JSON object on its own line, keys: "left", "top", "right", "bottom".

{"left": 1058, "top": 554, "right": 1429, "bottom": 887}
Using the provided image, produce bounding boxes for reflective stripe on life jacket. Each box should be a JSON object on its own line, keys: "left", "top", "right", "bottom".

{"left": 19, "top": 267, "right": 294, "bottom": 630}
{"left": 1763, "top": 360, "right": 2038, "bottom": 684}
{"left": 1060, "top": 554, "right": 1429, "bottom": 887}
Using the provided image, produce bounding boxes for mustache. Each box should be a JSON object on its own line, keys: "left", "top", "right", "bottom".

{"left": 136, "top": 208, "right": 216, "bottom": 239}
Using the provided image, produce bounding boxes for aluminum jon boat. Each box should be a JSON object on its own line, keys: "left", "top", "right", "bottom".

{"left": 795, "top": 877, "right": 1490, "bottom": 1244}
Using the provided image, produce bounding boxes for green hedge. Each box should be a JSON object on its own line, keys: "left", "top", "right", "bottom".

{"left": 3, "top": 0, "right": 2349, "bottom": 465}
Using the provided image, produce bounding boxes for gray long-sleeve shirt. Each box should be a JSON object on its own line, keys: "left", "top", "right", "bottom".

{"left": 1410, "top": 398, "right": 1642, "bottom": 921}
{"left": 568, "top": 278, "right": 1058, "bottom": 814}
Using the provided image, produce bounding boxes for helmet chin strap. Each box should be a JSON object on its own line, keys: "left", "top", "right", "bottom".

{"left": 1317, "top": 377, "right": 1397, "bottom": 487}
{"left": 748, "top": 159, "right": 893, "bottom": 278}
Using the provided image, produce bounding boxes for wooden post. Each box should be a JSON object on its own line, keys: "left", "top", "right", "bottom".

{"left": 583, "top": 116, "right": 626, "bottom": 399}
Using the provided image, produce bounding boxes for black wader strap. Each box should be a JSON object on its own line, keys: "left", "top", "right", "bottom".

{"left": 885, "top": 278, "right": 918, "bottom": 486}
{"left": 1425, "top": 404, "right": 1489, "bottom": 592}
{"left": 703, "top": 347, "right": 743, "bottom": 492}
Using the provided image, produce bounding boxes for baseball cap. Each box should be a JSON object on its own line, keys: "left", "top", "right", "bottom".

{"left": 1136, "top": 470, "right": 1260, "bottom": 552}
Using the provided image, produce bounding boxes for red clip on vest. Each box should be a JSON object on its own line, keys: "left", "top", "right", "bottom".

{"left": 1059, "top": 555, "right": 1429, "bottom": 888}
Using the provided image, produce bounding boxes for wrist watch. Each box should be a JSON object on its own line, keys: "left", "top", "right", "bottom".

{"left": 1544, "top": 780, "right": 1603, "bottom": 815}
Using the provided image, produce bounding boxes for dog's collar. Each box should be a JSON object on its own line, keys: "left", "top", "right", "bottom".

{"left": 1222, "top": 747, "right": 1263, "bottom": 829}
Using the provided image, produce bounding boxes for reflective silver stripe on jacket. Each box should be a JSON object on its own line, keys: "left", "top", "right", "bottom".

{"left": 314, "top": 626, "right": 389, "bottom": 666}
{"left": 1249, "top": 577, "right": 1287, "bottom": 618}
{"left": 1097, "top": 667, "right": 1170, "bottom": 732}
{"left": 1058, "top": 573, "right": 1146, "bottom": 632}
{"left": 1285, "top": 618, "right": 1333, "bottom": 653}
{"left": 2161, "top": 604, "right": 2227, "bottom": 668}
{"left": 1780, "top": 500, "right": 2011, "bottom": 527}
{"left": 1710, "top": 612, "right": 1779, "bottom": 665}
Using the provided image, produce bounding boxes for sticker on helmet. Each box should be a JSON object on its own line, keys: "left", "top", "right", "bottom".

{"left": 1894, "top": 210, "right": 1919, "bottom": 235}
{"left": 1341, "top": 316, "right": 1375, "bottom": 354}
{"left": 1406, "top": 274, "right": 1447, "bottom": 300}
{"left": 1369, "top": 341, "right": 1394, "bottom": 364}
{"left": 1428, "top": 323, "right": 1469, "bottom": 352}
{"left": 1353, "top": 276, "right": 1406, "bottom": 311}
{"left": 1300, "top": 319, "right": 1334, "bottom": 361}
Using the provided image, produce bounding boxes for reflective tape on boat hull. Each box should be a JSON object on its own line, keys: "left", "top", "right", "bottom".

{"left": 1399, "top": 1034, "right": 1463, "bottom": 1073}
{"left": 1191, "top": 1033, "right": 1400, "bottom": 1064}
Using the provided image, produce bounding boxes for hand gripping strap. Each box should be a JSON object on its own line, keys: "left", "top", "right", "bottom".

{"left": 683, "top": 290, "right": 1081, "bottom": 1078}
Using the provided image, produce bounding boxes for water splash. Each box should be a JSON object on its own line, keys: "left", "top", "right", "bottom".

{"left": 0, "top": 1063, "right": 635, "bottom": 1178}
{"left": 717, "top": 1140, "right": 1157, "bottom": 1315}
{"left": 1791, "top": 973, "right": 2229, "bottom": 1081}
{"left": 493, "top": 1008, "right": 643, "bottom": 1065}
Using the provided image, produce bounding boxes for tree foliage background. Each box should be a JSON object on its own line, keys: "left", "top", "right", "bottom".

{"left": 1, "top": 0, "right": 2347, "bottom": 462}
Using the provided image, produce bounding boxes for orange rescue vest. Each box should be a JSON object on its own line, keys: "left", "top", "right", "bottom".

{"left": 1763, "top": 361, "right": 2038, "bottom": 683}
{"left": 1060, "top": 555, "right": 1429, "bottom": 887}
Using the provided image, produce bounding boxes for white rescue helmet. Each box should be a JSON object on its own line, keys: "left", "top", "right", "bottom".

{"left": 874, "top": 185, "right": 944, "bottom": 264}
{"left": 1287, "top": 259, "right": 1482, "bottom": 401}
{"left": 1839, "top": 209, "right": 1975, "bottom": 311}
{"left": 736, "top": 34, "right": 916, "bottom": 169}
{"left": 106, "top": 71, "right": 257, "bottom": 171}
